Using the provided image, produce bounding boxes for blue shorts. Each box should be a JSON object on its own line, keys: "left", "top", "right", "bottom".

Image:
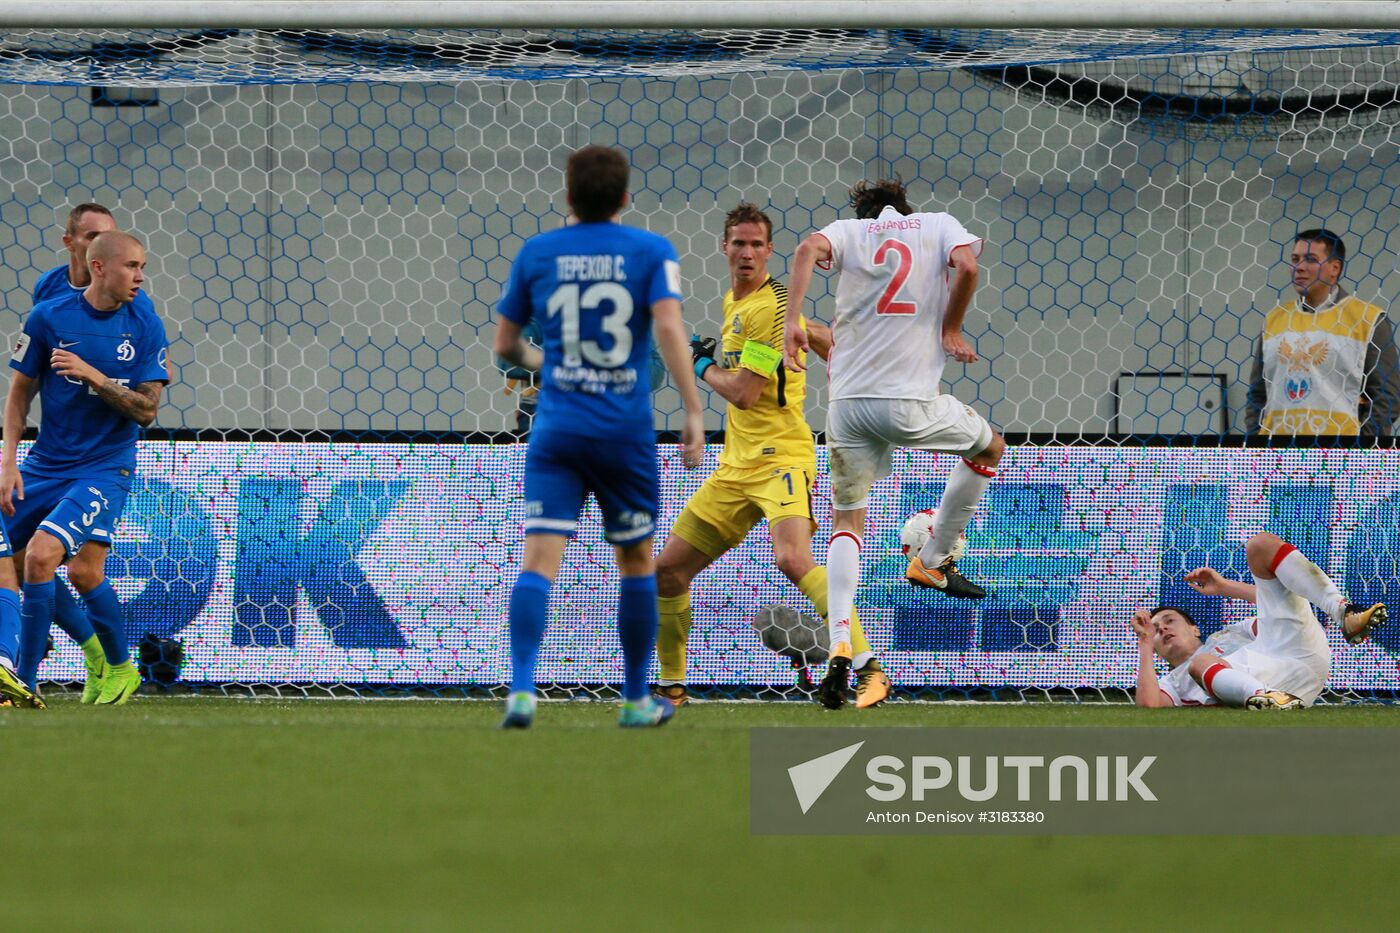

{"left": 4, "top": 469, "right": 132, "bottom": 559}
{"left": 523, "top": 431, "right": 657, "bottom": 545}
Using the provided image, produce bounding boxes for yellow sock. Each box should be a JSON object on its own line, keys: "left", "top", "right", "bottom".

{"left": 850, "top": 613, "right": 872, "bottom": 662}
{"left": 656, "top": 592, "right": 692, "bottom": 683}
{"left": 796, "top": 566, "right": 872, "bottom": 658}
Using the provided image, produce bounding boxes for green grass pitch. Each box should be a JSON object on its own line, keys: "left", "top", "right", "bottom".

{"left": 6, "top": 696, "right": 1400, "bottom": 931}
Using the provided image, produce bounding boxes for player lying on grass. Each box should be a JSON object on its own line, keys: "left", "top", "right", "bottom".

{"left": 654, "top": 202, "right": 890, "bottom": 710}
{"left": 1133, "top": 531, "right": 1386, "bottom": 709}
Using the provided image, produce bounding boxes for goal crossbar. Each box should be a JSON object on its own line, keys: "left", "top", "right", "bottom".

{"left": 0, "top": 1, "right": 1396, "bottom": 31}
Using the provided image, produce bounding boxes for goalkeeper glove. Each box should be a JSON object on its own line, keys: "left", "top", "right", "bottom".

{"left": 691, "top": 335, "right": 718, "bottom": 381}
{"left": 498, "top": 362, "right": 535, "bottom": 383}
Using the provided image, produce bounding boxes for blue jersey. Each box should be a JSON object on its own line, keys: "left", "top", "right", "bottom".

{"left": 32, "top": 264, "right": 157, "bottom": 320}
{"left": 497, "top": 221, "right": 682, "bottom": 443}
{"left": 10, "top": 289, "right": 169, "bottom": 477}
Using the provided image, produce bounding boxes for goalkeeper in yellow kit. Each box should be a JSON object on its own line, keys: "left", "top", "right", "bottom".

{"left": 653, "top": 203, "right": 889, "bottom": 708}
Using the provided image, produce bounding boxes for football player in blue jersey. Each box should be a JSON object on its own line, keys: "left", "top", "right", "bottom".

{"left": 22, "top": 203, "right": 164, "bottom": 702}
{"left": 494, "top": 145, "right": 704, "bottom": 728}
{"left": 1, "top": 230, "right": 169, "bottom": 705}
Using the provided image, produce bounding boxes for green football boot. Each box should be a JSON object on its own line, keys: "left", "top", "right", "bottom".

{"left": 94, "top": 660, "right": 141, "bottom": 705}
{"left": 81, "top": 655, "right": 108, "bottom": 705}
{"left": 499, "top": 691, "right": 538, "bottom": 729}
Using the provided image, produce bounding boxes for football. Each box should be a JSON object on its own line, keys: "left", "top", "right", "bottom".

{"left": 899, "top": 508, "right": 966, "bottom": 561}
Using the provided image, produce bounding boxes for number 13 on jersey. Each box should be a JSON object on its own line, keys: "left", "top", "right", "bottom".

{"left": 546, "top": 282, "right": 635, "bottom": 367}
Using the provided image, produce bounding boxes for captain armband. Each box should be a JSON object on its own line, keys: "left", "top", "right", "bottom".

{"left": 739, "top": 340, "right": 782, "bottom": 376}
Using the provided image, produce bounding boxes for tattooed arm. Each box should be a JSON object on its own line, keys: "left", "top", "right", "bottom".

{"left": 91, "top": 378, "right": 163, "bottom": 428}
{"left": 50, "top": 348, "right": 163, "bottom": 427}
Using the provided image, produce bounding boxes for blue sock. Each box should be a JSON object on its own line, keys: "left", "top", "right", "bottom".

{"left": 509, "top": 571, "right": 551, "bottom": 695}
{"left": 0, "top": 589, "right": 20, "bottom": 667}
{"left": 618, "top": 575, "right": 659, "bottom": 702}
{"left": 82, "top": 581, "right": 130, "bottom": 666}
{"left": 18, "top": 579, "right": 55, "bottom": 688}
{"left": 53, "top": 580, "right": 96, "bottom": 647}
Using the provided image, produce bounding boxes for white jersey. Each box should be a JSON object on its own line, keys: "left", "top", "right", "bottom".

{"left": 1158, "top": 660, "right": 1215, "bottom": 707}
{"left": 1156, "top": 600, "right": 1329, "bottom": 708}
{"left": 1157, "top": 621, "right": 1258, "bottom": 707}
{"left": 817, "top": 206, "right": 982, "bottom": 402}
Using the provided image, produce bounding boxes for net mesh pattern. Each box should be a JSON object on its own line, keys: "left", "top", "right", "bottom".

{"left": 1, "top": 26, "right": 1397, "bottom": 701}
{"left": 0, "top": 27, "right": 1396, "bottom": 83}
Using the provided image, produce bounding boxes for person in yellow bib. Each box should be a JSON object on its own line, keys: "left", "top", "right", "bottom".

{"left": 1246, "top": 228, "right": 1400, "bottom": 437}
{"left": 653, "top": 203, "right": 890, "bottom": 709}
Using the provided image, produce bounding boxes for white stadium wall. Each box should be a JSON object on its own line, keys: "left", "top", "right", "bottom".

{"left": 0, "top": 49, "right": 1396, "bottom": 436}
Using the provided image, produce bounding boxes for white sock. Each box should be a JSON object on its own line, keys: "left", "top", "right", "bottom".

{"left": 853, "top": 651, "right": 874, "bottom": 670}
{"left": 827, "top": 531, "right": 861, "bottom": 649}
{"left": 1273, "top": 546, "right": 1347, "bottom": 623}
{"left": 1201, "top": 663, "right": 1267, "bottom": 706}
{"left": 919, "top": 459, "right": 994, "bottom": 566}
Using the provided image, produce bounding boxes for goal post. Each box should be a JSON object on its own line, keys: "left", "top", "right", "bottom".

{"left": 0, "top": 10, "right": 1396, "bottom": 700}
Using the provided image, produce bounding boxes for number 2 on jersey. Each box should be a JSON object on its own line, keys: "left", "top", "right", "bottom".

{"left": 874, "top": 239, "right": 917, "bottom": 315}
{"left": 546, "top": 282, "right": 634, "bottom": 367}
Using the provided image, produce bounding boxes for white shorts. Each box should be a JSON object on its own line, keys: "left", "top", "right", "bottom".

{"left": 1227, "top": 578, "right": 1331, "bottom": 706}
{"left": 826, "top": 396, "right": 994, "bottom": 510}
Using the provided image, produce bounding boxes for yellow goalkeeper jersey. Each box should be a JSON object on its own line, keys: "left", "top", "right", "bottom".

{"left": 718, "top": 276, "right": 814, "bottom": 469}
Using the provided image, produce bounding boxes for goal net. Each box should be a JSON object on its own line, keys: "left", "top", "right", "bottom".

{"left": 6, "top": 18, "right": 1400, "bottom": 700}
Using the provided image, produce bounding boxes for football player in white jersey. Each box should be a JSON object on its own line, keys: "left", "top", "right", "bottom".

{"left": 1133, "top": 532, "right": 1386, "bottom": 709}
{"left": 782, "top": 178, "right": 1006, "bottom": 709}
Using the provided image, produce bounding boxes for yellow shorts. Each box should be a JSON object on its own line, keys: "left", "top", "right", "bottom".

{"left": 671, "top": 463, "right": 815, "bottom": 559}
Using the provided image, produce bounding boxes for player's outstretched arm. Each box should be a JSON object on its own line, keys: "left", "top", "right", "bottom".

{"left": 942, "top": 245, "right": 980, "bottom": 364}
{"left": 1131, "top": 609, "right": 1173, "bottom": 708}
{"left": 0, "top": 371, "right": 36, "bottom": 516}
{"left": 653, "top": 297, "right": 704, "bottom": 470}
{"left": 783, "top": 234, "right": 830, "bottom": 372}
{"left": 1186, "top": 567, "right": 1257, "bottom": 604}
{"left": 805, "top": 319, "right": 833, "bottom": 362}
{"left": 493, "top": 318, "right": 543, "bottom": 374}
